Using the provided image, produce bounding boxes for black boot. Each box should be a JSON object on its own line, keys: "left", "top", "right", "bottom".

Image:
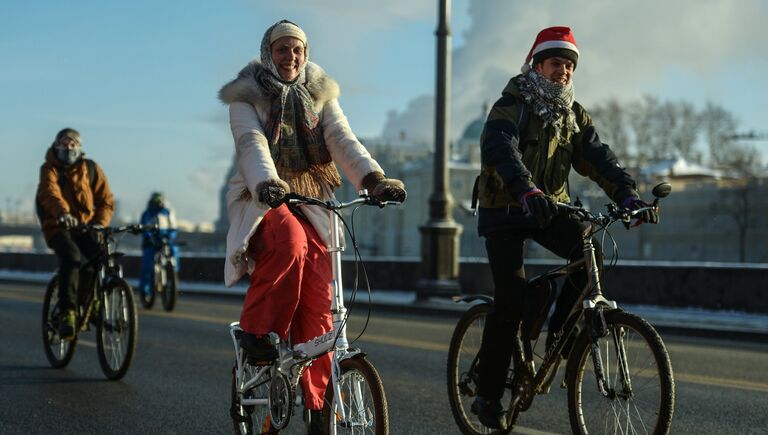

{"left": 471, "top": 396, "right": 507, "bottom": 431}
{"left": 305, "top": 408, "right": 324, "bottom": 435}
{"left": 239, "top": 333, "right": 279, "bottom": 365}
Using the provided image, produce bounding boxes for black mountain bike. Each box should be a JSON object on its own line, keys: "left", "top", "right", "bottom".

{"left": 139, "top": 233, "right": 183, "bottom": 312}
{"left": 447, "top": 182, "right": 675, "bottom": 434}
{"left": 42, "top": 224, "right": 147, "bottom": 380}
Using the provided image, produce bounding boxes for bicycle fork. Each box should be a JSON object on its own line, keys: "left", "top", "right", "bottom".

{"left": 586, "top": 307, "right": 633, "bottom": 399}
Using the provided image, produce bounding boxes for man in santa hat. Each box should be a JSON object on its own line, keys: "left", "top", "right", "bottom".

{"left": 470, "top": 26, "right": 658, "bottom": 430}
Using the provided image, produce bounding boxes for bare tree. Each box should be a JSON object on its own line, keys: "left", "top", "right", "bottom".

{"left": 628, "top": 95, "right": 661, "bottom": 165}
{"left": 667, "top": 101, "right": 701, "bottom": 162}
{"left": 701, "top": 102, "right": 739, "bottom": 168}
{"left": 590, "top": 98, "right": 630, "bottom": 162}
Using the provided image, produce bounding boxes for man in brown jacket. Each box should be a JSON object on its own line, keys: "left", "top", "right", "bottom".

{"left": 36, "top": 128, "right": 114, "bottom": 340}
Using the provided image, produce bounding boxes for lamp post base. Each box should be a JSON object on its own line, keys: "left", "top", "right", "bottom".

{"left": 417, "top": 220, "right": 462, "bottom": 300}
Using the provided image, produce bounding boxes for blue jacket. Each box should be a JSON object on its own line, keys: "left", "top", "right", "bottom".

{"left": 140, "top": 206, "right": 177, "bottom": 249}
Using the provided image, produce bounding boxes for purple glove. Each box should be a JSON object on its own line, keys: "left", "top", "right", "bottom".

{"left": 621, "top": 196, "right": 658, "bottom": 225}
{"left": 520, "top": 188, "right": 557, "bottom": 227}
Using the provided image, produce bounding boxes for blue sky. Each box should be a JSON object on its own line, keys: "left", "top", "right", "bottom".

{"left": 2, "top": 0, "right": 766, "bottom": 225}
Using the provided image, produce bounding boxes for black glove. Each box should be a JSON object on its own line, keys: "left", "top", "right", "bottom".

{"left": 361, "top": 172, "right": 407, "bottom": 203}
{"left": 621, "top": 196, "right": 658, "bottom": 225}
{"left": 57, "top": 213, "right": 78, "bottom": 230}
{"left": 257, "top": 179, "right": 289, "bottom": 208}
{"left": 520, "top": 188, "right": 557, "bottom": 227}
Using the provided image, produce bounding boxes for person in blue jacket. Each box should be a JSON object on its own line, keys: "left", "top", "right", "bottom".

{"left": 138, "top": 192, "right": 179, "bottom": 297}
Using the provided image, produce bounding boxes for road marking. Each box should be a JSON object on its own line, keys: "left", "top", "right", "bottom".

{"left": 0, "top": 289, "right": 41, "bottom": 303}
{"left": 674, "top": 372, "right": 768, "bottom": 393}
{"left": 140, "top": 308, "right": 232, "bottom": 324}
{"left": 79, "top": 339, "right": 96, "bottom": 348}
{"left": 3, "top": 288, "right": 768, "bottom": 394}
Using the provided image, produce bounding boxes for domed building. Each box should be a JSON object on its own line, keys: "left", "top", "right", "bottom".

{"left": 453, "top": 104, "right": 487, "bottom": 164}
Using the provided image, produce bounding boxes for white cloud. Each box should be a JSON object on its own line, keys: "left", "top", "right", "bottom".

{"left": 383, "top": 0, "right": 768, "bottom": 145}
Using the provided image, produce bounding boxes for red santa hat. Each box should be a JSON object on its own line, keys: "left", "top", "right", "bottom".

{"left": 522, "top": 26, "right": 579, "bottom": 73}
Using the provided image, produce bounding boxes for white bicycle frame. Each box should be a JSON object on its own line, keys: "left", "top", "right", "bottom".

{"left": 229, "top": 196, "right": 380, "bottom": 425}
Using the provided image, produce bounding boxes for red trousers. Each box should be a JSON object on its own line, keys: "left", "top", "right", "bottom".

{"left": 239, "top": 205, "right": 333, "bottom": 410}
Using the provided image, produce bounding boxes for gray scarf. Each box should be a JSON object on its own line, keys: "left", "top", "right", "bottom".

{"left": 514, "top": 69, "right": 580, "bottom": 142}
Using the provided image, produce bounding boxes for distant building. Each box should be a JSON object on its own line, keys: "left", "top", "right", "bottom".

{"left": 212, "top": 112, "right": 768, "bottom": 263}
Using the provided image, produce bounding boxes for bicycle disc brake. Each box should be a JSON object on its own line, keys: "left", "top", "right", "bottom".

{"left": 268, "top": 371, "right": 294, "bottom": 430}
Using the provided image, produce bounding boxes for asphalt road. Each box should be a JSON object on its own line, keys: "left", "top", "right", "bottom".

{"left": 1, "top": 281, "right": 767, "bottom": 434}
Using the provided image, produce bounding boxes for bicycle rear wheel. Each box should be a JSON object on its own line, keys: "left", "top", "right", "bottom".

{"left": 161, "top": 262, "right": 178, "bottom": 312}
{"left": 96, "top": 278, "right": 138, "bottom": 380}
{"left": 446, "top": 303, "right": 516, "bottom": 435}
{"left": 323, "top": 356, "right": 389, "bottom": 434}
{"left": 231, "top": 363, "right": 275, "bottom": 434}
{"left": 566, "top": 310, "right": 675, "bottom": 435}
{"left": 41, "top": 274, "right": 77, "bottom": 368}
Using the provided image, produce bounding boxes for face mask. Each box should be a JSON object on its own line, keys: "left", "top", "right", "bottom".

{"left": 55, "top": 147, "right": 82, "bottom": 165}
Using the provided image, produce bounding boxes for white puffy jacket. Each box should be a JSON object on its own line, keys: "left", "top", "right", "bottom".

{"left": 219, "top": 61, "right": 383, "bottom": 287}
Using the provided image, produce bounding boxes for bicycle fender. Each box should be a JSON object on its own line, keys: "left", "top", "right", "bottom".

{"left": 338, "top": 349, "right": 367, "bottom": 361}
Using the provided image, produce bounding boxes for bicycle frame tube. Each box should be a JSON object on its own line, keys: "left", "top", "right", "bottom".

{"left": 328, "top": 206, "right": 349, "bottom": 353}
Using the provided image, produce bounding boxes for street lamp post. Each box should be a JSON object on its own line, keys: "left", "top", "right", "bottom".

{"left": 417, "top": 0, "right": 463, "bottom": 299}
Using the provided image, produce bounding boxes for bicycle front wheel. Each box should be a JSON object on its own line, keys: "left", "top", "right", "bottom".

{"left": 566, "top": 310, "right": 675, "bottom": 435}
{"left": 446, "top": 303, "right": 516, "bottom": 435}
{"left": 161, "top": 262, "right": 178, "bottom": 312}
{"left": 324, "top": 356, "right": 389, "bottom": 434}
{"left": 96, "top": 278, "right": 138, "bottom": 380}
{"left": 41, "top": 274, "right": 77, "bottom": 368}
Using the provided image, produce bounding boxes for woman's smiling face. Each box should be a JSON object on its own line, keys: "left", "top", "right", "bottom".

{"left": 270, "top": 36, "right": 306, "bottom": 82}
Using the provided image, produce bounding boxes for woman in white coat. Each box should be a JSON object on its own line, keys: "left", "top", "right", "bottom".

{"left": 218, "top": 20, "right": 406, "bottom": 432}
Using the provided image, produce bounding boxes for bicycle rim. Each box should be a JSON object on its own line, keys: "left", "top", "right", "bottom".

{"left": 324, "top": 357, "right": 389, "bottom": 435}
{"left": 567, "top": 310, "right": 675, "bottom": 435}
{"left": 97, "top": 279, "right": 138, "bottom": 380}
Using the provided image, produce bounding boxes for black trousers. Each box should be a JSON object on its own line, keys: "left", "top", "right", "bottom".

{"left": 47, "top": 231, "right": 101, "bottom": 312}
{"left": 476, "top": 215, "right": 602, "bottom": 400}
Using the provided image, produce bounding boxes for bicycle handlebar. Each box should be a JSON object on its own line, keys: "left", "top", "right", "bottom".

{"left": 71, "top": 223, "right": 154, "bottom": 236}
{"left": 283, "top": 191, "right": 401, "bottom": 210}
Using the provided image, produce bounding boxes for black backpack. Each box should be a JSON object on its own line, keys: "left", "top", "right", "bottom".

{"left": 36, "top": 159, "right": 97, "bottom": 226}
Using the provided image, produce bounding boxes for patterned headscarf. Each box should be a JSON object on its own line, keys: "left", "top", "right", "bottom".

{"left": 513, "top": 68, "right": 580, "bottom": 142}
{"left": 256, "top": 20, "right": 341, "bottom": 197}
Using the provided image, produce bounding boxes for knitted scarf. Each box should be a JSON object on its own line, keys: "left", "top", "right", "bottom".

{"left": 256, "top": 21, "right": 341, "bottom": 198}
{"left": 514, "top": 68, "right": 580, "bottom": 142}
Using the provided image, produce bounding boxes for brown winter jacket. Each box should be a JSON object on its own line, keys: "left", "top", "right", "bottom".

{"left": 36, "top": 147, "right": 115, "bottom": 243}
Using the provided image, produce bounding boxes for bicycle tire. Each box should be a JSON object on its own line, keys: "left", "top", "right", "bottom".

{"left": 447, "top": 303, "right": 516, "bottom": 435}
{"left": 323, "top": 356, "right": 389, "bottom": 435}
{"left": 140, "top": 263, "right": 158, "bottom": 309}
{"left": 231, "top": 363, "right": 277, "bottom": 435}
{"left": 96, "top": 278, "right": 138, "bottom": 380}
{"left": 161, "top": 262, "right": 178, "bottom": 312}
{"left": 41, "top": 274, "right": 77, "bottom": 368}
{"left": 565, "top": 310, "right": 675, "bottom": 435}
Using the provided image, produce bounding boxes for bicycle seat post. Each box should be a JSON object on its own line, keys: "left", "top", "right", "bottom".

{"left": 327, "top": 204, "right": 349, "bottom": 352}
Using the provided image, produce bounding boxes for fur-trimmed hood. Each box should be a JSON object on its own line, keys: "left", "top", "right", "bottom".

{"left": 218, "top": 60, "right": 340, "bottom": 112}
